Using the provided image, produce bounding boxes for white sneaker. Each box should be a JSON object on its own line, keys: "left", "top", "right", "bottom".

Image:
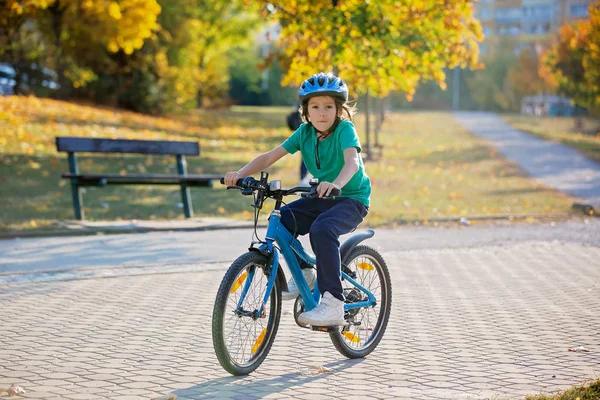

{"left": 282, "top": 268, "right": 316, "bottom": 301}
{"left": 297, "top": 292, "right": 345, "bottom": 327}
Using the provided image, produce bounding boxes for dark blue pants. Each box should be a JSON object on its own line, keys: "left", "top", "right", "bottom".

{"left": 300, "top": 160, "right": 308, "bottom": 180}
{"left": 280, "top": 197, "right": 369, "bottom": 301}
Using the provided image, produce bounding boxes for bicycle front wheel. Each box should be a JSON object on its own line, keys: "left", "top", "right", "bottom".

{"left": 330, "top": 245, "right": 392, "bottom": 358}
{"left": 212, "top": 251, "right": 282, "bottom": 375}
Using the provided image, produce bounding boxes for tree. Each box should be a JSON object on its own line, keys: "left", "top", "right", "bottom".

{"left": 258, "top": 0, "right": 483, "bottom": 99}
{"left": 42, "top": 0, "right": 161, "bottom": 96}
{"left": 465, "top": 39, "right": 521, "bottom": 112}
{"left": 1, "top": 0, "right": 162, "bottom": 98}
{"left": 255, "top": 0, "right": 482, "bottom": 158}
{"left": 0, "top": 1, "right": 52, "bottom": 95}
{"left": 508, "top": 47, "right": 554, "bottom": 103}
{"left": 541, "top": 1, "right": 600, "bottom": 115}
{"left": 121, "top": 0, "right": 262, "bottom": 112}
{"left": 587, "top": 2, "right": 600, "bottom": 107}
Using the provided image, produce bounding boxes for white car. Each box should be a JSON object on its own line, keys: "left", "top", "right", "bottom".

{"left": 0, "top": 63, "right": 16, "bottom": 95}
{"left": 0, "top": 62, "right": 60, "bottom": 95}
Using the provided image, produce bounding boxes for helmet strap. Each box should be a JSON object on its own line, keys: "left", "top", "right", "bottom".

{"left": 310, "top": 116, "right": 341, "bottom": 140}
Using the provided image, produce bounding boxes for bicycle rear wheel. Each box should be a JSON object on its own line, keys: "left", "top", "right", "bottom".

{"left": 212, "top": 251, "right": 282, "bottom": 375}
{"left": 330, "top": 245, "right": 392, "bottom": 358}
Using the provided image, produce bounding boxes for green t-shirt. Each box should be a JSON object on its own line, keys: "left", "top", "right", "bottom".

{"left": 282, "top": 120, "right": 371, "bottom": 207}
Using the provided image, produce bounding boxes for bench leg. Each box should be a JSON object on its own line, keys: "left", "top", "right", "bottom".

{"left": 67, "top": 152, "right": 84, "bottom": 220}
{"left": 176, "top": 154, "right": 193, "bottom": 218}
{"left": 71, "top": 180, "right": 84, "bottom": 220}
{"left": 181, "top": 185, "right": 193, "bottom": 218}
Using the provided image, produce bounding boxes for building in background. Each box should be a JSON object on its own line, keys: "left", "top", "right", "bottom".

{"left": 521, "top": 94, "right": 584, "bottom": 116}
{"left": 474, "top": 0, "right": 593, "bottom": 55}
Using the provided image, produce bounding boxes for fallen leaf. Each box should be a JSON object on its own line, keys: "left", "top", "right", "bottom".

{"left": 7, "top": 384, "right": 26, "bottom": 395}
{"left": 311, "top": 365, "right": 333, "bottom": 374}
{"left": 298, "top": 365, "right": 334, "bottom": 376}
{"left": 568, "top": 346, "right": 590, "bottom": 352}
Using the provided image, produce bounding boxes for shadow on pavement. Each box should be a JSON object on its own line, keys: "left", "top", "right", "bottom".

{"left": 166, "top": 358, "right": 366, "bottom": 399}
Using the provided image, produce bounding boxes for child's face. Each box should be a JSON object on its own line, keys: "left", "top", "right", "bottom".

{"left": 307, "top": 95, "right": 341, "bottom": 133}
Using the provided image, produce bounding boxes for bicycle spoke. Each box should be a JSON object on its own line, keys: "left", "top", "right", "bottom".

{"left": 220, "top": 262, "right": 274, "bottom": 366}
{"left": 341, "top": 253, "right": 387, "bottom": 349}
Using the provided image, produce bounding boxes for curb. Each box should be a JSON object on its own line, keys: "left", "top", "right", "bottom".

{"left": 0, "top": 212, "right": 587, "bottom": 240}
{"left": 0, "top": 222, "right": 267, "bottom": 240}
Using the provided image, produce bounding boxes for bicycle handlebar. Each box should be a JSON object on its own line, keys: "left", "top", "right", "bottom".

{"left": 219, "top": 177, "right": 341, "bottom": 198}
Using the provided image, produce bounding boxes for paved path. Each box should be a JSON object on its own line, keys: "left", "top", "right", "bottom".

{"left": 1, "top": 220, "right": 598, "bottom": 280}
{"left": 454, "top": 112, "right": 600, "bottom": 207}
{"left": 2, "top": 112, "right": 600, "bottom": 399}
{"left": 1, "top": 220, "right": 599, "bottom": 399}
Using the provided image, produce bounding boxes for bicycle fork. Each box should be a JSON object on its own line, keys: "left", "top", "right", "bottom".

{"left": 234, "top": 245, "right": 280, "bottom": 320}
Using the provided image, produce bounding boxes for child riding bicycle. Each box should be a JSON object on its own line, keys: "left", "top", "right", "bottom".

{"left": 224, "top": 72, "right": 371, "bottom": 327}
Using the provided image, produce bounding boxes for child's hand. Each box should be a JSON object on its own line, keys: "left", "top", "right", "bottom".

{"left": 224, "top": 171, "right": 242, "bottom": 187}
{"left": 317, "top": 182, "right": 340, "bottom": 198}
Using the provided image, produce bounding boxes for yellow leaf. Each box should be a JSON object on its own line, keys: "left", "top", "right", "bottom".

{"left": 108, "top": 2, "right": 122, "bottom": 19}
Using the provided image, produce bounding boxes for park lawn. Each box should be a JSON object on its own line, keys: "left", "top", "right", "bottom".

{"left": 502, "top": 114, "right": 600, "bottom": 163}
{"left": 526, "top": 378, "right": 600, "bottom": 400}
{"left": 0, "top": 96, "right": 575, "bottom": 232}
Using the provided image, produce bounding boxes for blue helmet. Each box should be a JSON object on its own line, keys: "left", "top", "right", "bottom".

{"left": 298, "top": 73, "right": 348, "bottom": 103}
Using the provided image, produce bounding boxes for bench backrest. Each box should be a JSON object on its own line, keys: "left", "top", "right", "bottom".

{"left": 56, "top": 137, "right": 200, "bottom": 155}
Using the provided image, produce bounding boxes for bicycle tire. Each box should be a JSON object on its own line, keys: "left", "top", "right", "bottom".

{"left": 212, "top": 251, "right": 282, "bottom": 375}
{"left": 330, "top": 245, "right": 392, "bottom": 358}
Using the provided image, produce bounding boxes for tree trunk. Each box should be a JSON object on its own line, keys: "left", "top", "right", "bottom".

{"left": 574, "top": 115, "right": 583, "bottom": 131}
{"left": 364, "top": 91, "right": 371, "bottom": 160}
{"left": 48, "top": 2, "right": 67, "bottom": 99}
{"left": 374, "top": 96, "right": 385, "bottom": 147}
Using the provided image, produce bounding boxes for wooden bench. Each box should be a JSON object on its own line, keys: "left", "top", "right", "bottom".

{"left": 56, "top": 137, "right": 221, "bottom": 220}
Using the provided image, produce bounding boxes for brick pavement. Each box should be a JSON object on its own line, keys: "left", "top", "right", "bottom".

{"left": 1, "top": 241, "right": 599, "bottom": 399}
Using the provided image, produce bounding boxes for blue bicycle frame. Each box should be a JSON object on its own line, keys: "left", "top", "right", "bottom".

{"left": 239, "top": 208, "right": 377, "bottom": 320}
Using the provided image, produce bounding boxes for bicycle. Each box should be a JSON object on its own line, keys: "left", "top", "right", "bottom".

{"left": 212, "top": 172, "right": 392, "bottom": 375}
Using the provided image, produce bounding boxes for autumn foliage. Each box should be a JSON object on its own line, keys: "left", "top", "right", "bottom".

{"left": 2, "top": 0, "right": 483, "bottom": 111}
{"left": 261, "top": 0, "right": 483, "bottom": 100}
{"left": 541, "top": 1, "right": 600, "bottom": 113}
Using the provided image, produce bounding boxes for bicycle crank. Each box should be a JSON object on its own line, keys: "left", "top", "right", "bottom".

{"left": 293, "top": 296, "right": 311, "bottom": 329}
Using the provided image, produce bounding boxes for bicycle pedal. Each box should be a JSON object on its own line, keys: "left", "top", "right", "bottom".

{"left": 311, "top": 326, "right": 338, "bottom": 332}
{"left": 311, "top": 323, "right": 352, "bottom": 332}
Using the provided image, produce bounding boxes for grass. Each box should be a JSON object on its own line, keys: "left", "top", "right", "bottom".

{"left": 501, "top": 114, "right": 600, "bottom": 163}
{"left": 526, "top": 378, "right": 600, "bottom": 400}
{"left": 0, "top": 96, "right": 577, "bottom": 232}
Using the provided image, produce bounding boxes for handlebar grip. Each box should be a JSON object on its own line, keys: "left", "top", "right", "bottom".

{"left": 220, "top": 177, "right": 245, "bottom": 187}
{"left": 302, "top": 187, "right": 342, "bottom": 199}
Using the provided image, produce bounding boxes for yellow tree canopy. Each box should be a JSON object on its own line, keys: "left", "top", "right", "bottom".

{"left": 2, "top": 0, "right": 160, "bottom": 57}
{"left": 542, "top": 1, "right": 600, "bottom": 110}
{"left": 0, "top": 1, "right": 44, "bottom": 57}
{"left": 157, "top": 0, "right": 262, "bottom": 108}
{"left": 46, "top": 0, "right": 161, "bottom": 55}
{"left": 258, "top": 0, "right": 483, "bottom": 99}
